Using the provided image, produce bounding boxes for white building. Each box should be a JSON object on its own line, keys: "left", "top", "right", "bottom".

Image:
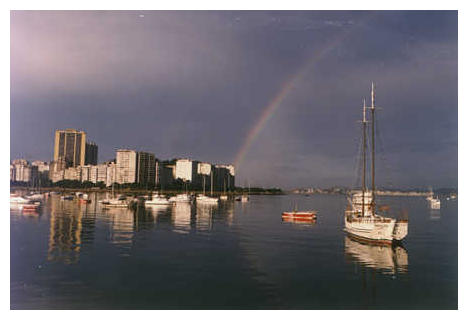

{"left": 80, "top": 162, "right": 116, "bottom": 186}
{"left": 175, "top": 159, "right": 197, "bottom": 182}
{"left": 81, "top": 165, "right": 92, "bottom": 182}
{"left": 116, "top": 149, "right": 138, "bottom": 184}
{"left": 11, "top": 159, "right": 31, "bottom": 182}
{"left": 31, "top": 160, "right": 50, "bottom": 173}
{"left": 197, "top": 162, "right": 212, "bottom": 176}
{"left": 64, "top": 167, "right": 81, "bottom": 181}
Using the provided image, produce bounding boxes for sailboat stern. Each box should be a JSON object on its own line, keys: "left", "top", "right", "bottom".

{"left": 393, "top": 220, "right": 408, "bottom": 241}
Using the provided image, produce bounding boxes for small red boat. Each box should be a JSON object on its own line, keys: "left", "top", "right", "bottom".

{"left": 22, "top": 203, "right": 40, "bottom": 212}
{"left": 282, "top": 210, "right": 317, "bottom": 222}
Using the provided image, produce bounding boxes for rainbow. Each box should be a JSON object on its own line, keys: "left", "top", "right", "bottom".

{"left": 234, "top": 28, "right": 353, "bottom": 169}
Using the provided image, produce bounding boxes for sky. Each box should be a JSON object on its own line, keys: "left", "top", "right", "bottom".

{"left": 10, "top": 11, "right": 457, "bottom": 189}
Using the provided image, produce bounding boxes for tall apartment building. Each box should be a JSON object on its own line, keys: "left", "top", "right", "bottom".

{"left": 157, "top": 160, "right": 176, "bottom": 188}
{"left": 53, "top": 129, "right": 98, "bottom": 167}
{"left": 85, "top": 141, "right": 98, "bottom": 165}
{"left": 215, "top": 164, "right": 235, "bottom": 191}
{"left": 115, "top": 149, "right": 138, "bottom": 184}
{"left": 137, "top": 152, "right": 156, "bottom": 186}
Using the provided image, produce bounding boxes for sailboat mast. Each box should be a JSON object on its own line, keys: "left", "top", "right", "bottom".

{"left": 210, "top": 171, "right": 213, "bottom": 196}
{"left": 362, "top": 98, "right": 367, "bottom": 216}
{"left": 203, "top": 175, "right": 206, "bottom": 195}
{"left": 371, "top": 82, "right": 376, "bottom": 215}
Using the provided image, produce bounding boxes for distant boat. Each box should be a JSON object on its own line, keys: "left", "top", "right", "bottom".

{"left": 60, "top": 195, "right": 74, "bottom": 201}
{"left": 282, "top": 210, "right": 317, "bottom": 222}
{"left": 196, "top": 194, "right": 219, "bottom": 204}
{"left": 220, "top": 179, "right": 228, "bottom": 201}
{"left": 197, "top": 172, "right": 218, "bottom": 204}
{"left": 344, "top": 84, "right": 408, "bottom": 245}
{"left": 426, "top": 188, "right": 440, "bottom": 209}
{"left": 101, "top": 195, "right": 129, "bottom": 208}
{"left": 10, "top": 195, "right": 40, "bottom": 211}
{"left": 145, "top": 193, "right": 171, "bottom": 206}
{"left": 168, "top": 193, "right": 192, "bottom": 203}
{"left": 24, "top": 192, "right": 44, "bottom": 201}
{"left": 10, "top": 195, "right": 32, "bottom": 204}
{"left": 429, "top": 197, "right": 441, "bottom": 210}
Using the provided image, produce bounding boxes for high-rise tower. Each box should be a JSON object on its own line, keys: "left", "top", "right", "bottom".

{"left": 53, "top": 129, "right": 98, "bottom": 167}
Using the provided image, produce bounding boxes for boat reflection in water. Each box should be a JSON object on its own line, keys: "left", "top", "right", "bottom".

{"left": 429, "top": 209, "right": 441, "bottom": 221}
{"left": 282, "top": 216, "right": 317, "bottom": 226}
{"left": 344, "top": 236, "right": 408, "bottom": 275}
{"left": 172, "top": 202, "right": 192, "bottom": 234}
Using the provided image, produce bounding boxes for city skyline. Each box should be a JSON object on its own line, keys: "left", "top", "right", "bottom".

{"left": 11, "top": 11, "right": 457, "bottom": 189}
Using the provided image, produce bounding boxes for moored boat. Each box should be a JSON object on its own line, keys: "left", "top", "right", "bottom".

{"left": 196, "top": 194, "right": 219, "bottom": 204}
{"left": 344, "top": 84, "right": 408, "bottom": 245}
{"left": 282, "top": 210, "right": 317, "bottom": 222}
{"left": 101, "top": 195, "right": 130, "bottom": 208}
{"left": 145, "top": 193, "right": 171, "bottom": 206}
{"left": 168, "top": 193, "right": 192, "bottom": 203}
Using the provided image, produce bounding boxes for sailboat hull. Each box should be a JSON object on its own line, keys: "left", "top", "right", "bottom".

{"left": 344, "top": 215, "right": 407, "bottom": 245}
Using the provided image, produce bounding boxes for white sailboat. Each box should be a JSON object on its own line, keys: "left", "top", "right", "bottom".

{"left": 145, "top": 193, "right": 171, "bottom": 206}
{"left": 426, "top": 188, "right": 440, "bottom": 209}
{"left": 169, "top": 183, "right": 192, "bottom": 203}
{"left": 99, "top": 183, "right": 129, "bottom": 208}
{"left": 344, "top": 83, "right": 408, "bottom": 245}
{"left": 220, "top": 179, "right": 228, "bottom": 201}
{"left": 197, "top": 172, "right": 218, "bottom": 204}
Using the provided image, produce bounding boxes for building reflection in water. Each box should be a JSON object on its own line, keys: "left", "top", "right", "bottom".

{"left": 105, "top": 207, "right": 135, "bottom": 255}
{"left": 344, "top": 236, "right": 408, "bottom": 275}
{"left": 218, "top": 201, "right": 234, "bottom": 226}
{"left": 47, "top": 196, "right": 84, "bottom": 264}
{"left": 172, "top": 202, "right": 192, "bottom": 234}
{"left": 196, "top": 203, "right": 216, "bottom": 232}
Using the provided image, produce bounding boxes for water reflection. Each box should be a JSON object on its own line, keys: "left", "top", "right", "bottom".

{"left": 105, "top": 207, "right": 135, "bottom": 255}
{"left": 344, "top": 236, "right": 408, "bottom": 275}
{"left": 172, "top": 202, "right": 192, "bottom": 234}
{"left": 196, "top": 203, "right": 216, "bottom": 232}
{"left": 281, "top": 217, "right": 316, "bottom": 226}
{"left": 48, "top": 196, "right": 84, "bottom": 264}
{"left": 430, "top": 210, "right": 441, "bottom": 221}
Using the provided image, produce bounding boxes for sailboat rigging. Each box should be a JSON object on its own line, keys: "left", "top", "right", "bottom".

{"left": 344, "top": 83, "right": 408, "bottom": 244}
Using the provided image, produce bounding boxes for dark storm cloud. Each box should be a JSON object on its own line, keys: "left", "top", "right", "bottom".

{"left": 10, "top": 11, "right": 457, "bottom": 189}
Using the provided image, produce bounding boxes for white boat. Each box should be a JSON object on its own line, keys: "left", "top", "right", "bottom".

{"left": 25, "top": 193, "right": 44, "bottom": 201}
{"left": 241, "top": 195, "right": 249, "bottom": 202}
{"left": 344, "top": 84, "right": 408, "bottom": 245}
{"left": 220, "top": 179, "right": 229, "bottom": 201}
{"left": 101, "top": 195, "right": 129, "bottom": 208}
{"left": 196, "top": 194, "right": 219, "bottom": 204}
{"left": 168, "top": 193, "right": 192, "bottom": 203}
{"left": 10, "top": 195, "right": 40, "bottom": 210}
{"left": 145, "top": 193, "right": 170, "bottom": 206}
{"left": 197, "top": 171, "right": 219, "bottom": 204}
{"left": 429, "top": 197, "right": 441, "bottom": 210}
{"left": 426, "top": 189, "right": 441, "bottom": 209}
{"left": 10, "top": 195, "right": 31, "bottom": 204}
